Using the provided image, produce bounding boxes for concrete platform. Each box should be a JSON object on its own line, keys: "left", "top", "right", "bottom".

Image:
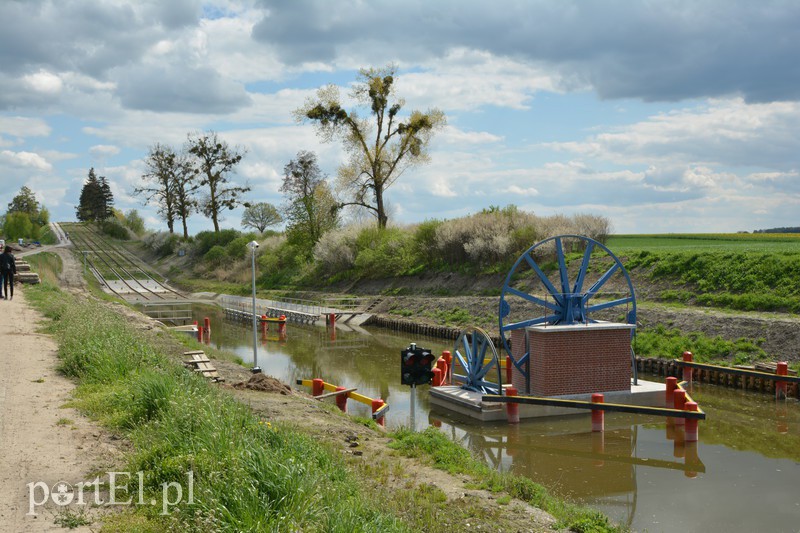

{"left": 428, "top": 378, "right": 665, "bottom": 422}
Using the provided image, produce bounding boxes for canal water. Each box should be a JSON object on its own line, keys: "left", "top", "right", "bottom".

{"left": 194, "top": 305, "right": 800, "bottom": 532}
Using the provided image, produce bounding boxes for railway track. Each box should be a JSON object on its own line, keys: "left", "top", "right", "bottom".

{"left": 59, "top": 222, "right": 187, "bottom": 303}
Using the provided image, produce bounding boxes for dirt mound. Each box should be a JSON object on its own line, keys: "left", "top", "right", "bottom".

{"left": 231, "top": 373, "right": 293, "bottom": 394}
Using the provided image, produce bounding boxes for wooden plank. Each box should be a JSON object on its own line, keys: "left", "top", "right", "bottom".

{"left": 184, "top": 350, "right": 205, "bottom": 356}
{"left": 314, "top": 387, "right": 357, "bottom": 400}
{"left": 184, "top": 358, "right": 212, "bottom": 364}
{"left": 755, "top": 362, "right": 797, "bottom": 376}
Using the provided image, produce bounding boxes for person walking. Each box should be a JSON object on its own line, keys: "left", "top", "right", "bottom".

{"left": 0, "top": 246, "right": 16, "bottom": 300}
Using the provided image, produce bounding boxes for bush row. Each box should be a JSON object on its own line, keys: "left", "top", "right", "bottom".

{"left": 312, "top": 209, "right": 612, "bottom": 279}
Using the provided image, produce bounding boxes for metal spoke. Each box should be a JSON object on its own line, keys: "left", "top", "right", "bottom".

{"left": 523, "top": 254, "right": 563, "bottom": 305}
{"left": 586, "top": 263, "right": 620, "bottom": 295}
{"left": 505, "top": 287, "right": 560, "bottom": 311}
{"left": 572, "top": 242, "right": 595, "bottom": 294}
{"left": 501, "top": 313, "right": 561, "bottom": 332}
{"left": 584, "top": 296, "right": 634, "bottom": 314}
{"left": 555, "top": 237, "right": 570, "bottom": 298}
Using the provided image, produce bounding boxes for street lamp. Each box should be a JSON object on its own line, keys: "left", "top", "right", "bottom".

{"left": 248, "top": 240, "right": 262, "bottom": 374}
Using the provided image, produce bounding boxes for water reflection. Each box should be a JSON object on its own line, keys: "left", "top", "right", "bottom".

{"left": 194, "top": 305, "right": 800, "bottom": 533}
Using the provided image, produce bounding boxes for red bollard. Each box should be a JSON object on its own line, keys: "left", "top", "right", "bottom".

{"left": 674, "top": 389, "right": 687, "bottom": 426}
{"left": 442, "top": 351, "right": 452, "bottom": 383}
{"left": 312, "top": 378, "right": 324, "bottom": 397}
{"left": 196, "top": 324, "right": 203, "bottom": 342}
{"left": 371, "top": 399, "right": 386, "bottom": 427}
{"left": 506, "top": 387, "right": 519, "bottom": 424}
{"left": 436, "top": 359, "right": 447, "bottom": 385}
{"left": 261, "top": 315, "right": 268, "bottom": 336}
{"left": 278, "top": 315, "right": 287, "bottom": 336}
{"left": 204, "top": 317, "right": 211, "bottom": 334}
{"left": 776, "top": 362, "right": 788, "bottom": 400}
{"left": 335, "top": 386, "right": 347, "bottom": 413}
{"left": 666, "top": 376, "right": 678, "bottom": 406}
{"left": 682, "top": 351, "right": 694, "bottom": 382}
{"left": 505, "top": 356, "right": 513, "bottom": 384}
{"left": 432, "top": 367, "right": 442, "bottom": 387}
{"left": 684, "top": 401, "right": 699, "bottom": 442}
{"left": 328, "top": 313, "right": 336, "bottom": 328}
{"left": 591, "top": 393, "right": 604, "bottom": 432}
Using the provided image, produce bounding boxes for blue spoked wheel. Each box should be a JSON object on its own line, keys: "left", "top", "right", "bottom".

{"left": 452, "top": 327, "right": 503, "bottom": 395}
{"left": 499, "top": 235, "right": 637, "bottom": 383}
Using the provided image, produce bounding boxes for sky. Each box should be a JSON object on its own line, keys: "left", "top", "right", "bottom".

{"left": 1, "top": 0, "right": 799, "bottom": 235}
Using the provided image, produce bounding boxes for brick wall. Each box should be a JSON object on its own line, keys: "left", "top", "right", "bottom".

{"left": 510, "top": 325, "right": 633, "bottom": 396}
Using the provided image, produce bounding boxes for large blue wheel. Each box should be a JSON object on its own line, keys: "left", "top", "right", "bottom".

{"left": 452, "top": 327, "right": 503, "bottom": 395}
{"left": 499, "top": 235, "right": 637, "bottom": 383}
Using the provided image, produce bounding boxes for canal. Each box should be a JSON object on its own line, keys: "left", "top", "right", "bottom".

{"left": 193, "top": 305, "right": 800, "bottom": 532}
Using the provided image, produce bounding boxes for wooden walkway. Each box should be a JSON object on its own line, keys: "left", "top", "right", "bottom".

{"left": 183, "top": 351, "right": 224, "bottom": 382}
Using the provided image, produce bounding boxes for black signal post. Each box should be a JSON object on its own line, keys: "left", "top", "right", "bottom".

{"left": 401, "top": 343, "right": 434, "bottom": 430}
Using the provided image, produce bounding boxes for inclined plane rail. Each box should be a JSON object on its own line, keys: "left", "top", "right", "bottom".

{"left": 80, "top": 225, "right": 186, "bottom": 300}
{"left": 63, "top": 224, "right": 180, "bottom": 302}
{"left": 67, "top": 227, "right": 162, "bottom": 300}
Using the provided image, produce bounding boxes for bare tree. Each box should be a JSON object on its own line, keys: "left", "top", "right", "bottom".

{"left": 135, "top": 144, "right": 179, "bottom": 234}
{"left": 296, "top": 65, "right": 445, "bottom": 228}
{"left": 186, "top": 131, "right": 249, "bottom": 232}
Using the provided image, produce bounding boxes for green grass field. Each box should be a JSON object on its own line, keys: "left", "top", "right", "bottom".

{"left": 608, "top": 233, "right": 800, "bottom": 253}
{"left": 606, "top": 233, "right": 800, "bottom": 314}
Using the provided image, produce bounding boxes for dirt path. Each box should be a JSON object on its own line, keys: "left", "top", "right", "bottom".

{"left": 0, "top": 271, "right": 114, "bottom": 530}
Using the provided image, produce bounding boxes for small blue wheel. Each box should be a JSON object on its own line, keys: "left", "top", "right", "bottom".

{"left": 452, "top": 327, "right": 503, "bottom": 395}
{"left": 499, "top": 235, "right": 637, "bottom": 383}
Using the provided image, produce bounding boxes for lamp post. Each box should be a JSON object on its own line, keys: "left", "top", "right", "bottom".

{"left": 248, "top": 240, "right": 262, "bottom": 374}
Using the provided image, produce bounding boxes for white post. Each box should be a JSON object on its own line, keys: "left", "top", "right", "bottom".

{"left": 410, "top": 384, "right": 416, "bottom": 431}
{"left": 249, "top": 241, "right": 261, "bottom": 374}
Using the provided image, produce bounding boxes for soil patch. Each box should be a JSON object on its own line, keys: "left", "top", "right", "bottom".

{"left": 230, "top": 373, "right": 293, "bottom": 394}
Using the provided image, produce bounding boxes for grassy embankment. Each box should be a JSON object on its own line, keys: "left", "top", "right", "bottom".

{"left": 23, "top": 252, "right": 621, "bottom": 532}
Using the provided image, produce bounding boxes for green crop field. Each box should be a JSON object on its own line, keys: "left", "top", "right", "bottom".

{"left": 607, "top": 233, "right": 800, "bottom": 253}
{"left": 603, "top": 234, "right": 800, "bottom": 313}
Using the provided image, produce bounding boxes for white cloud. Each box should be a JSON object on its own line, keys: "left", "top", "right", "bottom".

{"left": 89, "top": 144, "right": 121, "bottom": 158}
{"left": 397, "top": 49, "right": 564, "bottom": 111}
{"left": 505, "top": 185, "right": 539, "bottom": 197}
{"left": 0, "top": 150, "right": 52, "bottom": 171}
{"left": 439, "top": 125, "right": 503, "bottom": 145}
{"left": 23, "top": 70, "right": 63, "bottom": 94}
{"left": 0, "top": 116, "right": 51, "bottom": 138}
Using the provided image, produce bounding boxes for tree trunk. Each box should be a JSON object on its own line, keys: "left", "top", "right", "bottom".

{"left": 182, "top": 217, "right": 189, "bottom": 239}
{"left": 375, "top": 187, "right": 387, "bottom": 228}
{"left": 209, "top": 176, "right": 220, "bottom": 232}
